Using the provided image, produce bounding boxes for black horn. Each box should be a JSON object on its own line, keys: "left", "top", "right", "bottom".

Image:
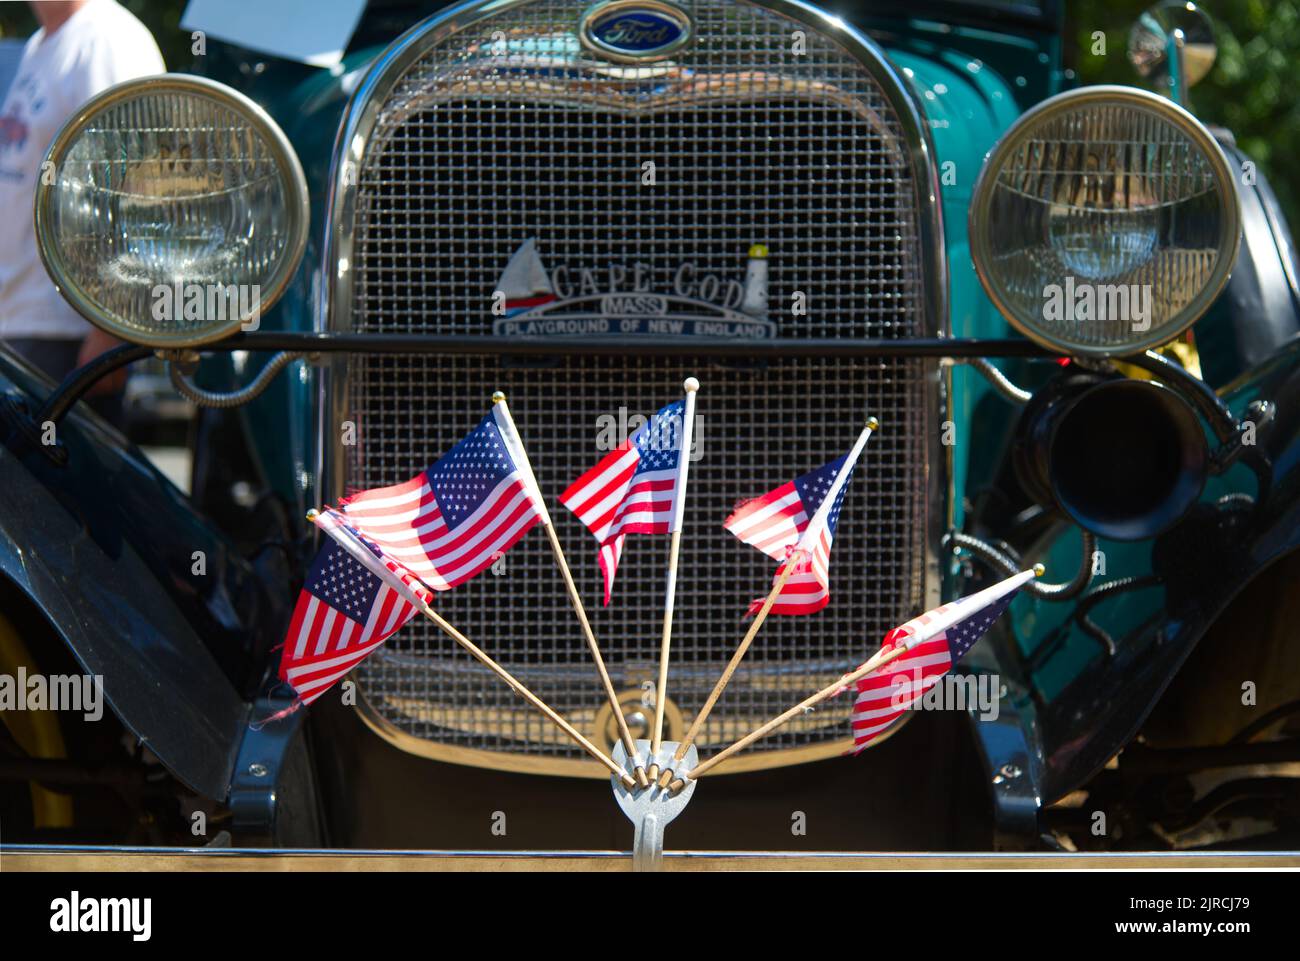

{"left": 1015, "top": 372, "right": 1209, "bottom": 541}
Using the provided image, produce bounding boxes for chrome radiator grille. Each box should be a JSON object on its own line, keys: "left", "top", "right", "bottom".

{"left": 332, "top": 0, "right": 936, "bottom": 770}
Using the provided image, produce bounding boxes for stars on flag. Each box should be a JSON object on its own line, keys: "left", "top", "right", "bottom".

{"left": 427, "top": 416, "right": 515, "bottom": 528}
{"left": 304, "top": 541, "right": 381, "bottom": 623}
{"left": 561, "top": 397, "right": 689, "bottom": 605}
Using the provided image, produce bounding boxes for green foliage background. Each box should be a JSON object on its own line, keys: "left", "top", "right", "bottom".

{"left": 2, "top": 1, "right": 1296, "bottom": 225}
{"left": 1066, "top": 0, "right": 1300, "bottom": 233}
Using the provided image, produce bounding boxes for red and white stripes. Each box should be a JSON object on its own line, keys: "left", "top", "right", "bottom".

{"left": 339, "top": 472, "right": 540, "bottom": 590}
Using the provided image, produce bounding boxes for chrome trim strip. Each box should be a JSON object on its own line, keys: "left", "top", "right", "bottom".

{"left": 6, "top": 845, "right": 1299, "bottom": 871}
{"left": 369, "top": 78, "right": 908, "bottom": 161}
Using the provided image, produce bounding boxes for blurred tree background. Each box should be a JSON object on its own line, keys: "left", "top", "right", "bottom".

{"left": 2, "top": 0, "right": 1296, "bottom": 224}
{"left": 1067, "top": 0, "right": 1300, "bottom": 234}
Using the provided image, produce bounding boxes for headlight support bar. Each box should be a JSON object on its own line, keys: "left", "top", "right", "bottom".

{"left": 25, "top": 333, "right": 1054, "bottom": 433}
{"left": 18, "top": 334, "right": 1249, "bottom": 475}
{"left": 32, "top": 343, "right": 154, "bottom": 428}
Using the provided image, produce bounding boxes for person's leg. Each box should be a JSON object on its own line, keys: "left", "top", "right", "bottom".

{"left": 4, "top": 337, "right": 83, "bottom": 382}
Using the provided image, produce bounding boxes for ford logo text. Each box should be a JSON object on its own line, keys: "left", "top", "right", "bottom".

{"left": 580, "top": 1, "right": 695, "bottom": 61}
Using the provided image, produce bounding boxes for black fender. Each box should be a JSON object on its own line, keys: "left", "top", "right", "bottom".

{"left": 0, "top": 352, "right": 296, "bottom": 801}
{"left": 0, "top": 443, "right": 248, "bottom": 800}
{"left": 969, "top": 337, "right": 1300, "bottom": 842}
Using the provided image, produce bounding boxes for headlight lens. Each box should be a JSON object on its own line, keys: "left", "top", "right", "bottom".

{"left": 970, "top": 86, "right": 1239, "bottom": 356}
{"left": 35, "top": 75, "right": 308, "bottom": 347}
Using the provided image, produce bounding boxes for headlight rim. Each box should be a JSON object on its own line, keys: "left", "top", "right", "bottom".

{"left": 968, "top": 84, "right": 1241, "bottom": 358}
{"left": 34, "top": 72, "right": 311, "bottom": 349}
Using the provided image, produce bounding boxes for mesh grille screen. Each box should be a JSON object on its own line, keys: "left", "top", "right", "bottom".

{"left": 340, "top": 0, "right": 932, "bottom": 761}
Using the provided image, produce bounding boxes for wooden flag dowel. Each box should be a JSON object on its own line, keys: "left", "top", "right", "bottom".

{"left": 656, "top": 551, "right": 804, "bottom": 788}
{"left": 492, "top": 391, "right": 647, "bottom": 787}
{"left": 673, "top": 563, "right": 1043, "bottom": 789}
{"left": 660, "top": 419, "right": 876, "bottom": 788}
{"left": 542, "top": 521, "right": 646, "bottom": 785}
{"left": 670, "top": 642, "right": 912, "bottom": 790}
{"left": 650, "top": 377, "right": 699, "bottom": 777}
{"left": 416, "top": 597, "right": 637, "bottom": 790}
{"left": 648, "top": 528, "right": 683, "bottom": 777}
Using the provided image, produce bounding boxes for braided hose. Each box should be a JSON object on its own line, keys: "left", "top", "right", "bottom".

{"left": 965, "top": 357, "right": 1033, "bottom": 404}
{"left": 167, "top": 351, "right": 305, "bottom": 409}
{"left": 947, "top": 529, "right": 1096, "bottom": 601}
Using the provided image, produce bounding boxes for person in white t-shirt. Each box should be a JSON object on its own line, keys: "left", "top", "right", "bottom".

{"left": 0, "top": 0, "right": 164, "bottom": 415}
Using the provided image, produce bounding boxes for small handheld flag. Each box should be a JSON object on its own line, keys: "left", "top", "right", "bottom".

{"left": 560, "top": 396, "right": 691, "bottom": 604}
{"left": 278, "top": 404, "right": 546, "bottom": 706}
{"left": 278, "top": 510, "right": 431, "bottom": 705}
{"left": 673, "top": 565, "right": 1041, "bottom": 788}
{"left": 651, "top": 379, "right": 700, "bottom": 777}
{"left": 657, "top": 417, "right": 878, "bottom": 786}
{"left": 849, "top": 567, "right": 1036, "bottom": 752}
{"left": 280, "top": 508, "right": 638, "bottom": 787}
{"left": 336, "top": 406, "right": 545, "bottom": 591}
{"left": 725, "top": 417, "right": 877, "bottom": 616}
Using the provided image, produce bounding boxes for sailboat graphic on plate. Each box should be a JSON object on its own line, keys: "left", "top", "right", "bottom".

{"left": 497, "top": 238, "right": 558, "bottom": 317}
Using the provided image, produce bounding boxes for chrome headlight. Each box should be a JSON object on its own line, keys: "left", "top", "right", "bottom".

{"left": 970, "top": 86, "right": 1239, "bottom": 356}
{"left": 35, "top": 75, "right": 308, "bottom": 348}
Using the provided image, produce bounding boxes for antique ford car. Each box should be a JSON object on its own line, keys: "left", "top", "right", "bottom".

{"left": 1, "top": 0, "right": 1298, "bottom": 858}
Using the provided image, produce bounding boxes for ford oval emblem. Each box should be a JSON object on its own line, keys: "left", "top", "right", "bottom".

{"left": 579, "top": 1, "right": 695, "bottom": 62}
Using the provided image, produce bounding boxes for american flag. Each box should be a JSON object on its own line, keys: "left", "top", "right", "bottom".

{"left": 337, "top": 406, "right": 545, "bottom": 591}
{"left": 561, "top": 398, "right": 687, "bottom": 604}
{"left": 724, "top": 455, "right": 858, "bottom": 616}
{"left": 278, "top": 511, "right": 431, "bottom": 705}
{"left": 849, "top": 572, "right": 1029, "bottom": 752}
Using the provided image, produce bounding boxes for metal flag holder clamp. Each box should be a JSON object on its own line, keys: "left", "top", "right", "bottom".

{"left": 611, "top": 740, "right": 698, "bottom": 871}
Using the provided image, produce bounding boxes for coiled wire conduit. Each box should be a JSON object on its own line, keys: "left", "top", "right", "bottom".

{"left": 167, "top": 351, "right": 306, "bottom": 409}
